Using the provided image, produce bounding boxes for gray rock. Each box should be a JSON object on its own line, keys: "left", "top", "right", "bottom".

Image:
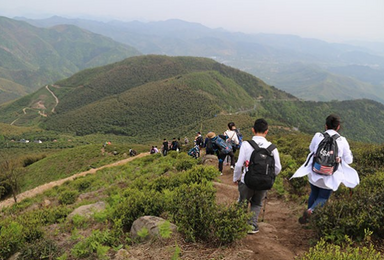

{"left": 130, "top": 216, "right": 177, "bottom": 240}
{"left": 67, "top": 201, "right": 106, "bottom": 220}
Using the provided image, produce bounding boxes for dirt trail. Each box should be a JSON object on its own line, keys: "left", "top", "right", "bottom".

{"left": 214, "top": 167, "right": 314, "bottom": 260}
{"left": 0, "top": 152, "right": 149, "bottom": 210}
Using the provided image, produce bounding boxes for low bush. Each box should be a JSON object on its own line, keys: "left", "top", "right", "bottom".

{"left": 71, "top": 229, "right": 114, "bottom": 259}
{"left": 169, "top": 181, "right": 216, "bottom": 242}
{"left": 0, "top": 222, "right": 24, "bottom": 259}
{"left": 169, "top": 180, "right": 249, "bottom": 245}
{"left": 112, "top": 188, "right": 165, "bottom": 231}
{"left": 18, "top": 239, "right": 60, "bottom": 260}
{"left": 58, "top": 190, "right": 79, "bottom": 205}
{"left": 298, "top": 237, "right": 382, "bottom": 260}
{"left": 311, "top": 172, "right": 384, "bottom": 242}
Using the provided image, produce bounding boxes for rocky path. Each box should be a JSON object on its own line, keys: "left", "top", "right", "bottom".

{"left": 213, "top": 167, "right": 314, "bottom": 260}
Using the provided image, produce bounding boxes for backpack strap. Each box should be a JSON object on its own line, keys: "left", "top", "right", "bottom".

{"left": 331, "top": 134, "right": 340, "bottom": 141}
{"left": 266, "top": 144, "right": 276, "bottom": 154}
{"left": 248, "top": 140, "right": 276, "bottom": 155}
{"left": 323, "top": 132, "right": 340, "bottom": 141}
{"left": 304, "top": 153, "right": 314, "bottom": 167}
{"left": 247, "top": 140, "right": 260, "bottom": 152}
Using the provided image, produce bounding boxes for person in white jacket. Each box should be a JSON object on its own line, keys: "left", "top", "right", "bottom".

{"left": 224, "top": 122, "right": 240, "bottom": 169}
{"left": 233, "top": 118, "right": 282, "bottom": 234}
{"left": 290, "top": 114, "right": 359, "bottom": 224}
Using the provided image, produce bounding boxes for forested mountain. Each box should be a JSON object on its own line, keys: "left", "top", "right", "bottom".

{"left": 1, "top": 55, "right": 384, "bottom": 143}
{"left": 0, "top": 16, "right": 141, "bottom": 104}
{"left": 18, "top": 16, "right": 384, "bottom": 103}
{"left": 0, "top": 55, "right": 295, "bottom": 137}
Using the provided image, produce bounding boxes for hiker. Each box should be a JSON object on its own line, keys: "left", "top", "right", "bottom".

{"left": 290, "top": 114, "right": 359, "bottom": 224}
{"left": 154, "top": 146, "right": 159, "bottom": 153}
{"left": 184, "top": 136, "right": 189, "bottom": 145}
{"left": 150, "top": 146, "right": 156, "bottom": 154}
{"left": 170, "top": 137, "right": 180, "bottom": 152}
{"left": 162, "top": 138, "right": 169, "bottom": 156}
{"left": 195, "top": 132, "right": 204, "bottom": 149}
{"left": 205, "top": 132, "right": 217, "bottom": 155}
{"left": 224, "top": 122, "right": 240, "bottom": 169}
{"left": 208, "top": 132, "right": 234, "bottom": 175}
{"left": 129, "top": 149, "right": 137, "bottom": 156}
{"left": 233, "top": 118, "right": 282, "bottom": 234}
{"left": 187, "top": 144, "right": 200, "bottom": 159}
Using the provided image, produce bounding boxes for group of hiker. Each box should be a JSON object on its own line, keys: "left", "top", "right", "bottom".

{"left": 150, "top": 137, "right": 182, "bottom": 156}
{"left": 151, "top": 115, "right": 359, "bottom": 234}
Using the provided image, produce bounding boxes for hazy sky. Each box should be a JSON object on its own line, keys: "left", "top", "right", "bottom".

{"left": 1, "top": 0, "right": 383, "bottom": 42}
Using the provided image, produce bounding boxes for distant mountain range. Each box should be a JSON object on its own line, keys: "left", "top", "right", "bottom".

{"left": 0, "top": 16, "right": 141, "bottom": 103}
{"left": 17, "top": 16, "right": 384, "bottom": 103}
{"left": 1, "top": 55, "right": 384, "bottom": 143}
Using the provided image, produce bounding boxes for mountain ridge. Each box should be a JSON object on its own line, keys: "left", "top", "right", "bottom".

{"left": 0, "top": 16, "right": 141, "bottom": 104}
{"left": 1, "top": 55, "right": 384, "bottom": 143}
{"left": 17, "top": 15, "right": 384, "bottom": 104}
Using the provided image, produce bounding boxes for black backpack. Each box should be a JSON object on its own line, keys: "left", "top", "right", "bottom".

{"left": 310, "top": 132, "right": 340, "bottom": 176}
{"left": 171, "top": 141, "right": 179, "bottom": 150}
{"left": 205, "top": 138, "right": 215, "bottom": 154}
{"left": 196, "top": 136, "right": 203, "bottom": 147}
{"left": 244, "top": 140, "right": 276, "bottom": 190}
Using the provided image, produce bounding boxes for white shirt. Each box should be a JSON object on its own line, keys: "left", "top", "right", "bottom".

{"left": 291, "top": 130, "right": 360, "bottom": 191}
{"left": 233, "top": 136, "right": 282, "bottom": 183}
{"left": 224, "top": 129, "right": 239, "bottom": 145}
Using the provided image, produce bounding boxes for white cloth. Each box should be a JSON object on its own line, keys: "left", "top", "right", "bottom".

{"left": 233, "top": 136, "right": 282, "bottom": 183}
{"left": 290, "top": 130, "right": 360, "bottom": 191}
{"left": 224, "top": 129, "right": 239, "bottom": 145}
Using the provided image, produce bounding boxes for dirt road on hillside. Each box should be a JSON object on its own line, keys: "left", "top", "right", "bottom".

{"left": 0, "top": 152, "right": 149, "bottom": 210}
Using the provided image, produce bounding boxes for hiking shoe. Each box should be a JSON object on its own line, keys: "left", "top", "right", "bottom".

{"left": 220, "top": 172, "right": 223, "bottom": 176}
{"left": 247, "top": 225, "right": 259, "bottom": 234}
{"left": 298, "top": 209, "right": 312, "bottom": 224}
{"left": 230, "top": 165, "right": 234, "bottom": 169}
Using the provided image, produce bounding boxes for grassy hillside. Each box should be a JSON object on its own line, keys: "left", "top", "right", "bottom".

{"left": 0, "top": 135, "right": 383, "bottom": 259}
{"left": 0, "top": 55, "right": 295, "bottom": 136}
{"left": 0, "top": 16, "right": 141, "bottom": 104}
{"left": 1, "top": 55, "right": 384, "bottom": 143}
{"left": 0, "top": 77, "right": 28, "bottom": 104}
{"left": 255, "top": 99, "right": 384, "bottom": 143}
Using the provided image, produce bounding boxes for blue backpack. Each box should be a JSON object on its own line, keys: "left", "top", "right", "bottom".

{"left": 235, "top": 129, "right": 243, "bottom": 148}
{"left": 213, "top": 136, "right": 232, "bottom": 154}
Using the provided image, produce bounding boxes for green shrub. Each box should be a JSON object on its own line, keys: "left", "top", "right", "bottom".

{"left": 112, "top": 188, "right": 165, "bottom": 231}
{"left": 58, "top": 190, "right": 79, "bottom": 205}
{"left": 71, "top": 214, "right": 89, "bottom": 229}
{"left": 169, "top": 181, "right": 216, "bottom": 242}
{"left": 72, "top": 176, "right": 94, "bottom": 192}
{"left": 311, "top": 172, "right": 384, "bottom": 242}
{"left": 177, "top": 165, "right": 218, "bottom": 185}
{"left": 213, "top": 203, "right": 250, "bottom": 244}
{"left": 0, "top": 222, "right": 24, "bottom": 259}
{"left": 174, "top": 159, "right": 197, "bottom": 172}
{"left": 71, "top": 229, "right": 113, "bottom": 259}
{"left": 18, "top": 239, "right": 60, "bottom": 260}
{"left": 297, "top": 238, "right": 382, "bottom": 260}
